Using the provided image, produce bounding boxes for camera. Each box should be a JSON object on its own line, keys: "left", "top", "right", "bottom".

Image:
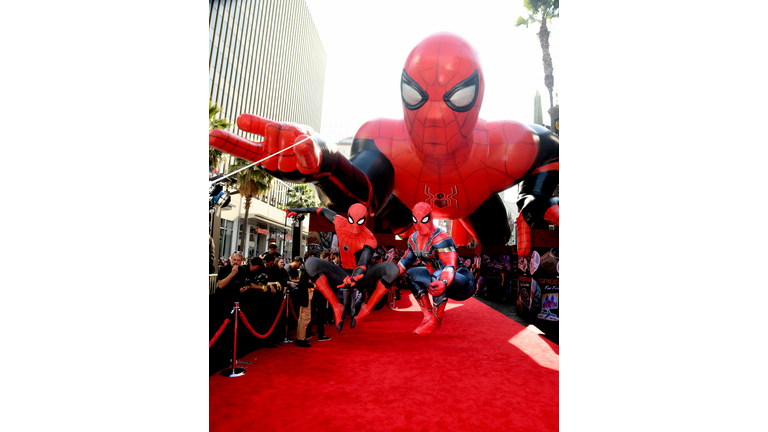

{"left": 209, "top": 181, "right": 232, "bottom": 209}
{"left": 243, "top": 272, "right": 269, "bottom": 287}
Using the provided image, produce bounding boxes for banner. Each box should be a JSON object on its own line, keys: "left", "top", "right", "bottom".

{"left": 517, "top": 276, "right": 533, "bottom": 314}
{"left": 532, "top": 247, "right": 558, "bottom": 323}
{"left": 517, "top": 229, "right": 559, "bottom": 324}
{"left": 331, "top": 234, "right": 339, "bottom": 253}
{"left": 535, "top": 275, "right": 559, "bottom": 322}
{"left": 319, "top": 232, "right": 334, "bottom": 250}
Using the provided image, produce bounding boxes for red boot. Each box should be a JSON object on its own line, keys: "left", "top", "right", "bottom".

{"left": 413, "top": 294, "right": 434, "bottom": 334}
{"left": 415, "top": 301, "right": 446, "bottom": 336}
{"left": 352, "top": 281, "right": 390, "bottom": 329}
{"left": 314, "top": 275, "right": 345, "bottom": 332}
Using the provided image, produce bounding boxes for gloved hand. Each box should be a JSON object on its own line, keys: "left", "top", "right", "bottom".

{"left": 428, "top": 279, "right": 447, "bottom": 296}
{"left": 338, "top": 273, "right": 364, "bottom": 289}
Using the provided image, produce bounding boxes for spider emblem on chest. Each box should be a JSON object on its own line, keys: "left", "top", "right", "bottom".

{"left": 343, "top": 244, "right": 349, "bottom": 251}
{"left": 424, "top": 185, "right": 459, "bottom": 209}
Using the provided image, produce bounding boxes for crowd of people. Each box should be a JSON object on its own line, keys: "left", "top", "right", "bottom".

{"left": 212, "top": 238, "right": 519, "bottom": 354}
{"left": 214, "top": 244, "right": 403, "bottom": 349}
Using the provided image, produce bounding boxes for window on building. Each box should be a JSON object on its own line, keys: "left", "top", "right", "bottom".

{"left": 219, "top": 219, "right": 234, "bottom": 258}
{"left": 248, "top": 225, "right": 257, "bottom": 258}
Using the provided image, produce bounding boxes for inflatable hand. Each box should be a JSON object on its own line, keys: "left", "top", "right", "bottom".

{"left": 209, "top": 113, "right": 322, "bottom": 179}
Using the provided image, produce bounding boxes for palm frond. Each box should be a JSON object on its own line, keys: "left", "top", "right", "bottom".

{"left": 209, "top": 101, "right": 232, "bottom": 131}
{"left": 285, "top": 184, "right": 319, "bottom": 208}
{"left": 231, "top": 157, "right": 273, "bottom": 199}
{"left": 515, "top": 16, "right": 531, "bottom": 28}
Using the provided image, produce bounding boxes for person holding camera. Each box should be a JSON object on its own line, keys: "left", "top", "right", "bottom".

{"left": 232, "top": 256, "right": 284, "bottom": 349}
{"left": 238, "top": 257, "right": 283, "bottom": 293}
{"left": 287, "top": 256, "right": 303, "bottom": 285}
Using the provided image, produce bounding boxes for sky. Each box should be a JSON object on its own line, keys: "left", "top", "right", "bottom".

{"left": 305, "top": 0, "right": 558, "bottom": 145}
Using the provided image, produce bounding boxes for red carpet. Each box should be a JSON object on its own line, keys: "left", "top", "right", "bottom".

{"left": 209, "top": 292, "right": 559, "bottom": 431}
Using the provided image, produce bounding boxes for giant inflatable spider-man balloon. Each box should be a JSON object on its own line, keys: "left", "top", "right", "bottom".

{"left": 209, "top": 33, "right": 559, "bottom": 256}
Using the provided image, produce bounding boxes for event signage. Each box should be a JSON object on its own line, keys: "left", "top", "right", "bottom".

{"left": 516, "top": 229, "right": 559, "bottom": 326}
{"left": 517, "top": 276, "right": 532, "bottom": 314}
{"left": 532, "top": 247, "right": 558, "bottom": 323}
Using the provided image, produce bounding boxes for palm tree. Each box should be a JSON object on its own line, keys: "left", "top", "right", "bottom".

{"left": 232, "top": 157, "right": 273, "bottom": 258}
{"left": 285, "top": 184, "right": 320, "bottom": 209}
{"left": 209, "top": 101, "right": 232, "bottom": 171}
{"left": 516, "top": 0, "right": 559, "bottom": 133}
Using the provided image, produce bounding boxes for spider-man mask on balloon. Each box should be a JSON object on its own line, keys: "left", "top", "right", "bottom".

{"left": 401, "top": 33, "right": 485, "bottom": 157}
{"left": 346, "top": 203, "right": 369, "bottom": 235}
{"left": 411, "top": 202, "right": 437, "bottom": 237}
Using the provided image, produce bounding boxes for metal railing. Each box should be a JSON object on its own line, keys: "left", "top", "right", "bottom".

{"left": 210, "top": 274, "right": 218, "bottom": 295}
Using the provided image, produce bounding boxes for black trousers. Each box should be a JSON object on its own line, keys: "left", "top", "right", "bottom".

{"left": 309, "top": 290, "right": 327, "bottom": 338}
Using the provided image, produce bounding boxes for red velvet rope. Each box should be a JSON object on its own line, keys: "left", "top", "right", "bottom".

{"left": 209, "top": 318, "right": 230, "bottom": 348}
{"left": 238, "top": 295, "right": 287, "bottom": 339}
{"left": 287, "top": 296, "right": 298, "bottom": 320}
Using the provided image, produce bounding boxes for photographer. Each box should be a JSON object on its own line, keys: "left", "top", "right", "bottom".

{"left": 286, "top": 256, "right": 303, "bottom": 287}
{"left": 239, "top": 257, "right": 282, "bottom": 294}
{"left": 256, "top": 254, "right": 293, "bottom": 346}
{"left": 216, "top": 251, "right": 248, "bottom": 297}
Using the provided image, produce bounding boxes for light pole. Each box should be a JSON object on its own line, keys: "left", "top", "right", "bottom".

{"left": 291, "top": 214, "right": 304, "bottom": 259}
{"left": 282, "top": 216, "right": 288, "bottom": 258}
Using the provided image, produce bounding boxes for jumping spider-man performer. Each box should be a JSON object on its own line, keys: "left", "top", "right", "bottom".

{"left": 398, "top": 202, "right": 475, "bottom": 335}
{"left": 210, "top": 32, "right": 558, "bottom": 257}
{"left": 285, "top": 203, "right": 399, "bottom": 332}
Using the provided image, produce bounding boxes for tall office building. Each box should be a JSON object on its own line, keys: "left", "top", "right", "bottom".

{"left": 209, "top": 0, "right": 327, "bottom": 261}
{"left": 209, "top": 0, "right": 326, "bottom": 138}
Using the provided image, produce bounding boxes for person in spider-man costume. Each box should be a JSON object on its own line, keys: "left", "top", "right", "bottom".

{"left": 398, "top": 202, "right": 475, "bottom": 335}
{"left": 285, "top": 203, "right": 399, "bottom": 332}
{"left": 209, "top": 32, "right": 558, "bottom": 257}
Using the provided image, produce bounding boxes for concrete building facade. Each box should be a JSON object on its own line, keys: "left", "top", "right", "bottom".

{"left": 209, "top": 0, "right": 327, "bottom": 263}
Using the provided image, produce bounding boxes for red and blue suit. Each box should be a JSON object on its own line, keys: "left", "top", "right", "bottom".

{"left": 286, "top": 203, "right": 399, "bottom": 332}
{"left": 397, "top": 202, "right": 475, "bottom": 335}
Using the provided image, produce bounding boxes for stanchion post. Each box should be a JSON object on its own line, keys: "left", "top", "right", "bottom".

{"left": 282, "top": 290, "right": 294, "bottom": 343}
{"left": 388, "top": 285, "right": 398, "bottom": 310}
{"left": 220, "top": 302, "right": 247, "bottom": 377}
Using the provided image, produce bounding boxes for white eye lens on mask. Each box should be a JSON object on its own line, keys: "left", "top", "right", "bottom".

{"left": 348, "top": 216, "right": 354, "bottom": 224}
{"left": 402, "top": 83, "right": 423, "bottom": 106}
{"left": 357, "top": 217, "right": 365, "bottom": 225}
{"left": 421, "top": 215, "right": 430, "bottom": 223}
{"left": 449, "top": 85, "right": 475, "bottom": 107}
